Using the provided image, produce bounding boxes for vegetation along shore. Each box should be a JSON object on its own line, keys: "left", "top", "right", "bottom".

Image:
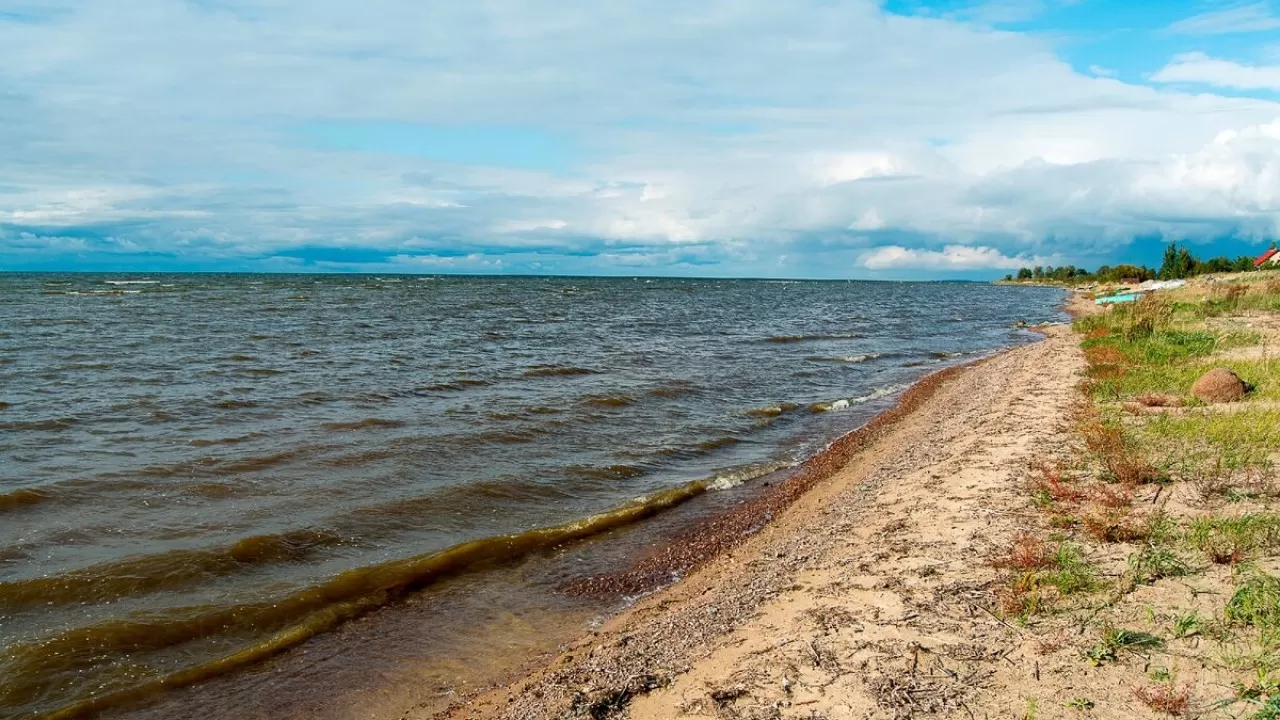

{"left": 403, "top": 270, "right": 1280, "bottom": 720}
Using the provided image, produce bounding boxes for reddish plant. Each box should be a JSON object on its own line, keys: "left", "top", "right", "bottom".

{"left": 1089, "top": 483, "right": 1136, "bottom": 509}
{"left": 1027, "top": 461, "right": 1087, "bottom": 504}
{"left": 1136, "top": 393, "right": 1182, "bottom": 408}
{"left": 1133, "top": 683, "right": 1191, "bottom": 716}
{"left": 998, "top": 533, "right": 1056, "bottom": 570}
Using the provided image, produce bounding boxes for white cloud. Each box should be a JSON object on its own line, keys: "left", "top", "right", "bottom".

{"left": 860, "top": 244, "right": 1049, "bottom": 271}
{"left": 1152, "top": 52, "right": 1280, "bottom": 90}
{"left": 1, "top": 1, "right": 1279, "bottom": 275}
{"left": 1165, "top": 2, "right": 1280, "bottom": 35}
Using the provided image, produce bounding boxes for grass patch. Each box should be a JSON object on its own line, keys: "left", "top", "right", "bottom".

{"left": 1140, "top": 409, "right": 1280, "bottom": 471}
{"left": 1085, "top": 626, "right": 1164, "bottom": 665}
{"left": 1187, "top": 515, "right": 1280, "bottom": 564}
{"left": 1172, "top": 612, "right": 1204, "bottom": 639}
{"left": 1129, "top": 545, "right": 1190, "bottom": 585}
{"left": 1253, "top": 694, "right": 1280, "bottom": 720}
{"left": 1226, "top": 573, "right": 1280, "bottom": 635}
{"left": 1079, "top": 417, "right": 1163, "bottom": 484}
{"left": 998, "top": 540, "right": 1098, "bottom": 617}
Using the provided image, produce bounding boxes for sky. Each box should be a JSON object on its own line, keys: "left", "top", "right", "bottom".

{"left": 2, "top": 1, "right": 1280, "bottom": 279}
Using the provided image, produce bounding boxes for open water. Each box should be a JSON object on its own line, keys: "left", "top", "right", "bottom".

{"left": 0, "top": 274, "right": 1065, "bottom": 718}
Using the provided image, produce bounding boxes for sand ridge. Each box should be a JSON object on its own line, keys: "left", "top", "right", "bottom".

{"left": 426, "top": 325, "right": 1086, "bottom": 720}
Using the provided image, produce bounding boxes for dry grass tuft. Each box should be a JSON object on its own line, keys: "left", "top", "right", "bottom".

{"left": 1132, "top": 683, "right": 1191, "bottom": 716}
{"left": 1033, "top": 629, "right": 1073, "bottom": 656}
{"left": 1027, "top": 460, "right": 1087, "bottom": 504}
{"left": 997, "top": 533, "right": 1055, "bottom": 570}
{"left": 1088, "top": 483, "right": 1136, "bottom": 509}
{"left": 1081, "top": 508, "right": 1150, "bottom": 544}
{"left": 1080, "top": 418, "right": 1161, "bottom": 484}
{"left": 1136, "top": 393, "right": 1183, "bottom": 408}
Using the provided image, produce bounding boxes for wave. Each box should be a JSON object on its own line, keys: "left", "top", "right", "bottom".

{"left": 804, "top": 353, "right": 881, "bottom": 364}
{"left": 809, "top": 383, "right": 908, "bottom": 413}
{"left": 2, "top": 483, "right": 709, "bottom": 719}
{"left": 214, "top": 399, "right": 258, "bottom": 409}
{"left": 138, "top": 447, "right": 311, "bottom": 478}
{"left": 319, "top": 418, "right": 406, "bottom": 432}
{"left": 744, "top": 402, "right": 799, "bottom": 418}
{"left": 419, "top": 379, "right": 492, "bottom": 392}
{"left": 521, "top": 365, "right": 598, "bottom": 378}
{"left": 582, "top": 394, "right": 635, "bottom": 408}
{"left": 810, "top": 399, "right": 851, "bottom": 413}
{"left": 0, "top": 417, "right": 77, "bottom": 431}
{"left": 565, "top": 464, "right": 645, "bottom": 482}
{"left": 0, "top": 529, "right": 344, "bottom": 611}
{"left": 0, "top": 487, "right": 52, "bottom": 511}
{"left": 103, "top": 280, "right": 159, "bottom": 285}
{"left": 705, "top": 461, "right": 792, "bottom": 491}
{"left": 647, "top": 381, "right": 699, "bottom": 399}
{"left": 766, "top": 333, "right": 862, "bottom": 344}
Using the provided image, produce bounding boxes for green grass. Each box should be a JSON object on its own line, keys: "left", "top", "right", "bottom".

{"left": 1037, "top": 543, "right": 1099, "bottom": 595}
{"left": 1003, "top": 543, "right": 1099, "bottom": 618}
{"left": 1129, "top": 545, "right": 1190, "bottom": 585}
{"left": 1086, "top": 358, "right": 1278, "bottom": 404}
{"left": 1253, "top": 693, "right": 1280, "bottom": 720}
{"left": 1085, "top": 626, "right": 1164, "bottom": 665}
{"left": 1140, "top": 408, "right": 1280, "bottom": 470}
{"left": 1227, "top": 573, "right": 1280, "bottom": 634}
{"left": 1172, "top": 612, "right": 1204, "bottom": 639}
{"left": 1187, "top": 515, "right": 1280, "bottom": 561}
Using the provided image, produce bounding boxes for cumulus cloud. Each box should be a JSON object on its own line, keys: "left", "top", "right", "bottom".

{"left": 1152, "top": 52, "right": 1280, "bottom": 91}
{"left": 0, "top": 0, "right": 1279, "bottom": 276}
{"left": 859, "top": 244, "right": 1049, "bottom": 271}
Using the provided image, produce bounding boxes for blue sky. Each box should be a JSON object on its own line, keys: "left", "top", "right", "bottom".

{"left": 2, "top": 0, "right": 1280, "bottom": 279}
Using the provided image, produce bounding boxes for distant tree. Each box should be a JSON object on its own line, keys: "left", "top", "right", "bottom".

{"left": 1235, "top": 256, "right": 1257, "bottom": 273}
{"left": 1033, "top": 266, "right": 1044, "bottom": 279}
{"left": 1199, "top": 256, "right": 1233, "bottom": 274}
{"left": 1017, "top": 267, "right": 1033, "bottom": 280}
{"left": 1003, "top": 273, "right": 1014, "bottom": 282}
{"left": 1158, "top": 242, "right": 1197, "bottom": 279}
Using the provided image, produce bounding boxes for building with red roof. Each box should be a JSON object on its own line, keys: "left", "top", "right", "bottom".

{"left": 1256, "top": 247, "right": 1279, "bottom": 269}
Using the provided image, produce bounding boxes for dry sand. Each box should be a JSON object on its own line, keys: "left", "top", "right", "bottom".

{"left": 413, "top": 324, "right": 1090, "bottom": 720}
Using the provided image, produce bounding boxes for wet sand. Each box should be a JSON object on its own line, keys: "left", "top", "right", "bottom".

{"left": 399, "top": 323, "right": 1085, "bottom": 720}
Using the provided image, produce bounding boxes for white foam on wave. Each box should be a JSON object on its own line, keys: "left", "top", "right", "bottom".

{"left": 66, "top": 290, "right": 143, "bottom": 295}
{"left": 812, "top": 382, "right": 910, "bottom": 413}
{"left": 848, "top": 382, "right": 910, "bottom": 405}
{"left": 706, "top": 461, "right": 793, "bottom": 491}
{"left": 103, "top": 280, "right": 158, "bottom": 285}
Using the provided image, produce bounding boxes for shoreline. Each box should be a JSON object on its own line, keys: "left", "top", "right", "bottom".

{"left": 72, "top": 335, "right": 1059, "bottom": 720}
{"left": 399, "top": 323, "right": 1082, "bottom": 720}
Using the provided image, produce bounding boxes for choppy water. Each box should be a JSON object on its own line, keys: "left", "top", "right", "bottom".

{"left": 0, "top": 274, "right": 1064, "bottom": 719}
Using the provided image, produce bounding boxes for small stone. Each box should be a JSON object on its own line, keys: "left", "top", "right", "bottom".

{"left": 1191, "top": 368, "right": 1247, "bottom": 404}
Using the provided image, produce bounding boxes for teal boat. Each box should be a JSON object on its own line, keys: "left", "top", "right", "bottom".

{"left": 1096, "top": 293, "right": 1141, "bottom": 305}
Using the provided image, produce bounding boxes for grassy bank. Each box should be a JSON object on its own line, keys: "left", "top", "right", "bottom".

{"left": 998, "top": 273, "right": 1280, "bottom": 718}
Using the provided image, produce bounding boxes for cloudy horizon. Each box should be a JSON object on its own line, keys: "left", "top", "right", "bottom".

{"left": 2, "top": 0, "right": 1280, "bottom": 279}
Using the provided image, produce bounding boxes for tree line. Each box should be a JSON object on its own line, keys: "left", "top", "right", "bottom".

{"left": 1003, "top": 242, "right": 1275, "bottom": 284}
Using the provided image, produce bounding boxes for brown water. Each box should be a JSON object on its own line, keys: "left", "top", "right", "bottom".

{"left": 0, "top": 273, "right": 1065, "bottom": 718}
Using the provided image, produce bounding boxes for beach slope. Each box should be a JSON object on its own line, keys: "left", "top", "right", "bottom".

{"left": 433, "top": 324, "right": 1084, "bottom": 720}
